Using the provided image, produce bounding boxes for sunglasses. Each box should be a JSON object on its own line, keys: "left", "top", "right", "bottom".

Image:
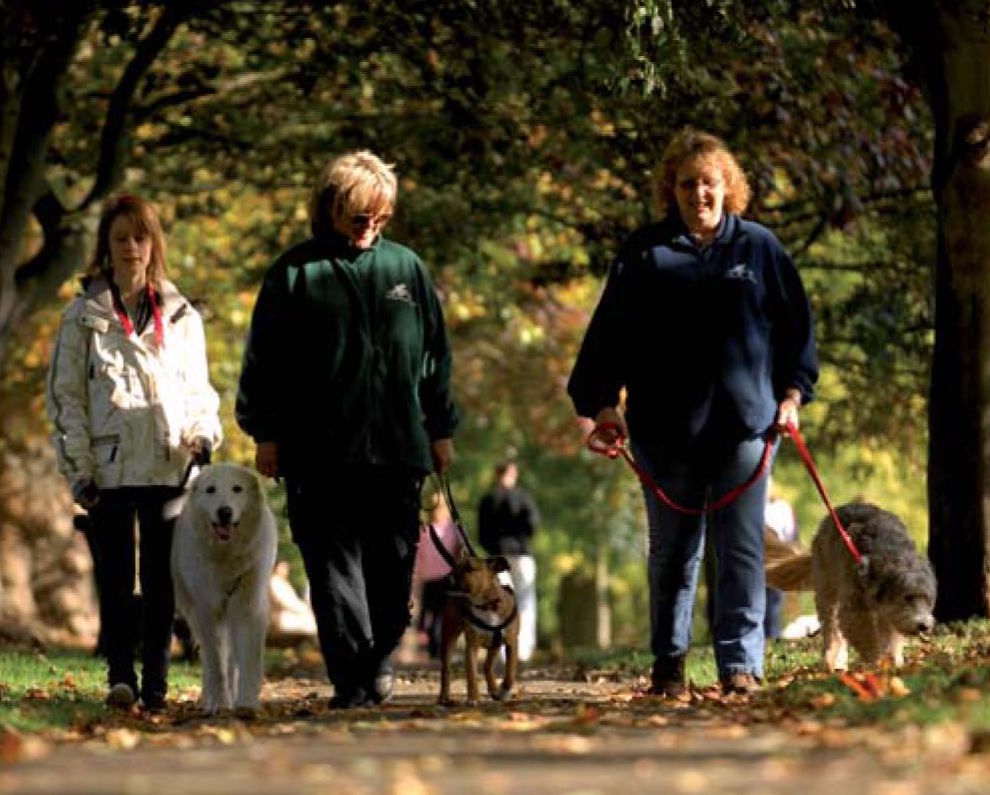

{"left": 350, "top": 211, "right": 392, "bottom": 228}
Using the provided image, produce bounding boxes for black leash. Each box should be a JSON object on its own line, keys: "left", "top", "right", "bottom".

{"left": 430, "top": 472, "right": 478, "bottom": 557}
{"left": 428, "top": 523, "right": 460, "bottom": 568}
{"left": 177, "top": 446, "right": 212, "bottom": 490}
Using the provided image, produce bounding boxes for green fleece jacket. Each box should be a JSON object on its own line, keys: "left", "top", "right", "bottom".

{"left": 235, "top": 233, "right": 458, "bottom": 475}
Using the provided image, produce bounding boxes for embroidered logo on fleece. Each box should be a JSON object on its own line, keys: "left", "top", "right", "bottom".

{"left": 385, "top": 283, "right": 416, "bottom": 305}
{"left": 724, "top": 263, "right": 757, "bottom": 284}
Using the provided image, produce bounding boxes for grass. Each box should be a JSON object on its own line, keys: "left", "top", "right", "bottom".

{"left": 6, "top": 620, "right": 990, "bottom": 736}
{"left": 0, "top": 647, "right": 201, "bottom": 734}
{"left": 567, "top": 618, "right": 990, "bottom": 730}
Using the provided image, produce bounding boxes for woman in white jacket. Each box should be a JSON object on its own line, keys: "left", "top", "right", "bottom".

{"left": 47, "top": 194, "right": 222, "bottom": 711}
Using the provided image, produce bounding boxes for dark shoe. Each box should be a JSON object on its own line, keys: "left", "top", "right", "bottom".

{"left": 649, "top": 654, "right": 686, "bottom": 697}
{"left": 721, "top": 672, "right": 762, "bottom": 695}
{"left": 369, "top": 662, "right": 394, "bottom": 705}
{"left": 327, "top": 685, "right": 370, "bottom": 709}
{"left": 105, "top": 682, "right": 136, "bottom": 710}
{"left": 141, "top": 694, "right": 167, "bottom": 713}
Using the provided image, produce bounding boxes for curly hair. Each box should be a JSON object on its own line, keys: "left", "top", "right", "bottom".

{"left": 309, "top": 150, "right": 398, "bottom": 237}
{"left": 654, "top": 128, "right": 751, "bottom": 220}
{"left": 88, "top": 194, "right": 167, "bottom": 291}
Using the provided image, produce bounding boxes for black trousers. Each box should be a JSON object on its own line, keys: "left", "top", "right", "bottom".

{"left": 286, "top": 467, "right": 422, "bottom": 694}
{"left": 87, "top": 486, "right": 183, "bottom": 702}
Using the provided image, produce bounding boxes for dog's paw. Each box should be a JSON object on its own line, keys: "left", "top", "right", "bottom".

{"left": 492, "top": 683, "right": 514, "bottom": 702}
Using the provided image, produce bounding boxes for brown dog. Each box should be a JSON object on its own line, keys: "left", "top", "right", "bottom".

{"left": 437, "top": 552, "right": 520, "bottom": 705}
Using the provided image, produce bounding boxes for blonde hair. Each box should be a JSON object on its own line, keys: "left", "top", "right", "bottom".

{"left": 309, "top": 150, "right": 398, "bottom": 237}
{"left": 89, "top": 194, "right": 167, "bottom": 291}
{"left": 654, "top": 128, "right": 751, "bottom": 220}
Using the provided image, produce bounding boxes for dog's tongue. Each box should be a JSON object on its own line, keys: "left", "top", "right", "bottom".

{"left": 212, "top": 523, "right": 233, "bottom": 541}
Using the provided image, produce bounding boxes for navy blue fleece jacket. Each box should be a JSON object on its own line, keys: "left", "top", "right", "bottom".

{"left": 567, "top": 214, "right": 818, "bottom": 454}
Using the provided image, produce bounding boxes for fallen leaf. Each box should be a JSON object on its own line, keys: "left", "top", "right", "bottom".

{"left": 810, "top": 693, "right": 836, "bottom": 709}
{"left": 105, "top": 728, "right": 140, "bottom": 750}
{"left": 574, "top": 703, "right": 600, "bottom": 725}
{"left": 0, "top": 729, "right": 24, "bottom": 764}
{"left": 888, "top": 677, "right": 911, "bottom": 697}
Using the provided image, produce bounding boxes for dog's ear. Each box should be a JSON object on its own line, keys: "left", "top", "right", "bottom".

{"left": 488, "top": 556, "right": 511, "bottom": 574}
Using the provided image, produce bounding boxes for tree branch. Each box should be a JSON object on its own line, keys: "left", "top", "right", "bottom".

{"left": 79, "top": 5, "right": 190, "bottom": 210}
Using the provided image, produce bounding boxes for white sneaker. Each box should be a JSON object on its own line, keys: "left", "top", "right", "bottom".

{"left": 105, "top": 682, "right": 136, "bottom": 709}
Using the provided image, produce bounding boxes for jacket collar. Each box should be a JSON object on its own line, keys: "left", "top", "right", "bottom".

{"left": 670, "top": 213, "right": 738, "bottom": 251}
{"left": 82, "top": 276, "right": 186, "bottom": 320}
{"left": 315, "top": 232, "right": 383, "bottom": 259}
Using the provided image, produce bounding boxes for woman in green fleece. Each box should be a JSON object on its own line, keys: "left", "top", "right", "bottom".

{"left": 236, "top": 151, "right": 458, "bottom": 708}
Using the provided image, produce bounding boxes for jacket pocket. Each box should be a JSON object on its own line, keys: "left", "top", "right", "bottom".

{"left": 92, "top": 433, "right": 123, "bottom": 488}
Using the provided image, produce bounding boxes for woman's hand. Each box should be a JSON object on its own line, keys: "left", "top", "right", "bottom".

{"left": 776, "top": 390, "right": 802, "bottom": 431}
{"left": 255, "top": 441, "right": 279, "bottom": 479}
{"left": 593, "top": 406, "right": 628, "bottom": 443}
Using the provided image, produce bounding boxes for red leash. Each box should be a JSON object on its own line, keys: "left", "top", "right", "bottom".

{"left": 781, "top": 420, "right": 862, "bottom": 564}
{"left": 586, "top": 422, "right": 775, "bottom": 516}
{"left": 586, "top": 419, "right": 863, "bottom": 563}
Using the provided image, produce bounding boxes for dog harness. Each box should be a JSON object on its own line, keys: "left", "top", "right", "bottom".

{"left": 461, "top": 592, "right": 518, "bottom": 650}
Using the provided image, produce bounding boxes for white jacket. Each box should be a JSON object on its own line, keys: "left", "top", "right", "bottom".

{"left": 46, "top": 277, "right": 223, "bottom": 489}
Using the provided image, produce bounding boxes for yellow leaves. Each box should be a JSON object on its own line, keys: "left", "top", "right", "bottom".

{"left": 105, "top": 728, "right": 141, "bottom": 750}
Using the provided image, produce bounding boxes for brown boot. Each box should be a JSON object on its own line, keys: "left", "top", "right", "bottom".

{"left": 720, "top": 672, "right": 762, "bottom": 695}
{"left": 649, "top": 654, "right": 686, "bottom": 697}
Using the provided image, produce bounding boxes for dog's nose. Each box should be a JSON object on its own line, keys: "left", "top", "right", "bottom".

{"left": 917, "top": 617, "right": 934, "bottom": 634}
{"left": 216, "top": 506, "right": 233, "bottom": 525}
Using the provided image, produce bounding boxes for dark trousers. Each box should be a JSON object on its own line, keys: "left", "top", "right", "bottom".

{"left": 87, "top": 486, "right": 183, "bottom": 702}
{"left": 418, "top": 579, "right": 448, "bottom": 659}
{"left": 286, "top": 467, "right": 422, "bottom": 694}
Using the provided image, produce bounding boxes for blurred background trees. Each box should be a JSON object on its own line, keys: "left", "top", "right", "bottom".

{"left": 1, "top": 0, "right": 969, "bottom": 650}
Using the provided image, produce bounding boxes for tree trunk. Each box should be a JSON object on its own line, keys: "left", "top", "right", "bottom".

{"left": 926, "top": 5, "right": 990, "bottom": 620}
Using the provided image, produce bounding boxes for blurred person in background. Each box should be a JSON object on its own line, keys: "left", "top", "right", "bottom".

{"left": 478, "top": 459, "right": 541, "bottom": 662}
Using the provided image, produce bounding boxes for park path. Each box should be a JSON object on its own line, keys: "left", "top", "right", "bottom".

{"left": 1, "top": 667, "right": 988, "bottom": 795}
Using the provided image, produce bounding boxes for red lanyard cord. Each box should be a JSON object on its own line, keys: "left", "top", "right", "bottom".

{"left": 110, "top": 281, "right": 164, "bottom": 348}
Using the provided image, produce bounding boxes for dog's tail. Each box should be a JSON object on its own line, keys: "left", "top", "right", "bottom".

{"left": 764, "top": 526, "right": 813, "bottom": 591}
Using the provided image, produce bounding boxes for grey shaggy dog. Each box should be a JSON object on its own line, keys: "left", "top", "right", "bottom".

{"left": 765, "top": 502, "right": 936, "bottom": 670}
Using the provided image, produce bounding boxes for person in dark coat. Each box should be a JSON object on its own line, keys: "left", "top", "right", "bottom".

{"left": 478, "top": 460, "right": 541, "bottom": 661}
{"left": 567, "top": 128, "right": 818, "bottom": 696}
{"left": 236, "top": 150, "right": 458, "bottom": 708}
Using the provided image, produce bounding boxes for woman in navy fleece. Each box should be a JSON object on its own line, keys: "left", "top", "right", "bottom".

{"left": 568, "top": 128, "right": 818, "bottom": 696}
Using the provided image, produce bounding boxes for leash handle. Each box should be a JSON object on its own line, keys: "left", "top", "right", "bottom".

{"left": 586, "top": 422, "right": 626, "bottom": 459}
{"left": 783, "top": 420, "right": 863, "bottom": 564}
{"left": 585, "top": 423, "right": 775, "bottom": 516}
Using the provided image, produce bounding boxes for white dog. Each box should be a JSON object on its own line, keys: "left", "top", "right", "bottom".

{"left": 172, "top": 463, "right": 278, "bottom": 717}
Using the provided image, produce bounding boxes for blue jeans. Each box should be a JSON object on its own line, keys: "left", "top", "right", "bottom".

{"left": 632, "top": 436, "right": 775, "bottom": 679}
